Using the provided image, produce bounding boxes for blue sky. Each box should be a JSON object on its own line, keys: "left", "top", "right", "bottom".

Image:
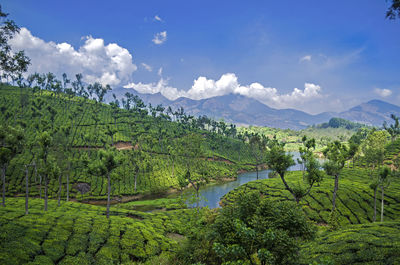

{"left": 3, "top": 0, "right": 400, "bottom": 113}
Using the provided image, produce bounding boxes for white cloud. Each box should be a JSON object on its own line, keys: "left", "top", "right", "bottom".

{"left": 300, "top": 55, "right": 312, "bottom": 62}
{"left": 141, "top": 63, "right": 152, "bottom": 72}
{"left": 374, "top": 88, "right": 392, "bottom": 97}
{"left": 125, "top": 78, "right": 184, "bottom": 100}
{"left": 124, "top": 73, "right": 323, "bottom": 109}
{"left": 154, "top": 15, "right": 163, "bottom": 22}
{"left": 152, "top": 31, "right": 167, "bottom": 45}
{"left": 10, "top": 27, "right": 137, "bottom": 86}
{"left": 157, "top": 67, "right": 163, "bottom": 76}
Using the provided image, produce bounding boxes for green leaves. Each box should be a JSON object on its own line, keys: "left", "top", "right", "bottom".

{"left": 323, "top": 141, "right": 347, "bottom": 176}
{"left": 265, "top": 141, "right": 295, "bottom": 177}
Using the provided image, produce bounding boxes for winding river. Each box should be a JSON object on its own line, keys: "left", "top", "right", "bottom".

{"left": 188, "top": 152, "right": 305, "bottom": 208}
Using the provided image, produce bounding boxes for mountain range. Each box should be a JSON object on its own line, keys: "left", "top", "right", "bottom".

{"left": 107, "top": 87, "right": 400, "bottom": 130}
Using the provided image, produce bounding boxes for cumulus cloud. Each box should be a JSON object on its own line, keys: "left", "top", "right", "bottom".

{"left": 10, "top": 27, "right": 137, "bottom": 86}
{"left": 125, "top": 73, "right": 323, "bottom": 109}
{"left": 125, "top": 78, "right": 184, "bottom": 100}
{"left": 152, "top": 31, "right": 167, "bottom": 45}
{"left": 141, "top": 63, "right": 152, "bottom": 72}
{"left": 300, "top": 55, "right": 312, "bottom": 62}
{"left": 154, "top": 15, "right": 163, "bottom": 22}
{"left": 374, "top": 88, "right": 392, "bottom": 97}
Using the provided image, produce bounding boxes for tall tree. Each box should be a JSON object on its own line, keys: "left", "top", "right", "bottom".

{"left": 89, "top": 148, "right": 119, "bottom": 218}
{"left": 323, "top": 141, "right": 348, "bottom": 212}
{"left": 378, "top": 167, "right": 392, "bottom": 222}
{"left": 0, "top": 5, "right": 30, "bottom": 84}
{"left": 0, "top": 125, "right": 24, "bottom": 206}
{"left": 37, "top": 131, "right": 52, "bottom": 211}
{"left": 177, "top": 133, "right": 208, "bottom": 209}
{"left": 249, "top": 134, "right": 267, "bottom": 179}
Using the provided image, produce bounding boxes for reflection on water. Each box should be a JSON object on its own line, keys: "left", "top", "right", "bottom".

{"left": 188, "top": 151, "right": 320, "bottom": 209}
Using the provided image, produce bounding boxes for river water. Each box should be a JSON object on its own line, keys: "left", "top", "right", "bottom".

{"left": 189, "top": 152, "right": 305, "bottom": 208}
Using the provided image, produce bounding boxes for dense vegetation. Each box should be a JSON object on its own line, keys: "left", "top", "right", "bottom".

{"left": 0, "top": 197, "right": 196, "bottom": 265}
{"left": 237, "top": 123, "right": 360, "bottom": 152}
{"left": 2, "top": 5, "right": 400, "bottom": 264}
{"left": 1, "top": 85, "right": 256, "bottom": 203}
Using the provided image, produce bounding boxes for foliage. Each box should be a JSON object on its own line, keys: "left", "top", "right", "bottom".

{"left": 300, "top": 221, "right": 400, "bottom": 265}
{"left": 0, "top": 197, "right": 198, "bottom": 264}
{"left": 0, "top": 5, "right": 30, "bottom": 84}
{"left": 177, "top": 192, "right": 315, "bottom": 265}
{"left": 387, "top": 0, "right": 400, "bottom": 19}
{"left": 222, "top": 167, "right": 400, "bottom": 226}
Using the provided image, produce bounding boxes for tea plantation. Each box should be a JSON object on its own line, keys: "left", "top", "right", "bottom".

{"left": 0, "top": 197, "right": 197, "bottom": 265}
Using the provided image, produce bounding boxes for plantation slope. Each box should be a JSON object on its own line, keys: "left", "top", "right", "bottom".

{"left": 300, "top": 221, "right": 400, "bottom": 265}
{"left": 222, "top": 168, "right": 400, "bottom": 226}
{"left": 0, "top": 197, "right": 195, "bottom": 264}
{"left": 1, "top": 86, "right": 256, "bottom": 199}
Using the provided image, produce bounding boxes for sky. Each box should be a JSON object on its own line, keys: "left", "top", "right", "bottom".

{"left": 3, "top": 0, "right": 400, "bottom": 114}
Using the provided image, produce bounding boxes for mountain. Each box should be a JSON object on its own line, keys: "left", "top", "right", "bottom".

{"left": 337, "top": 99, "right": 400, "bottom": 126}
{"left": 168, "top": 93, "right": 330, "bottom": 129}
{"left": 107, "top": 88, "right": 400, "bottom": 130}
{"left": 105, "top": 87, "right": 172, "bottom": 106}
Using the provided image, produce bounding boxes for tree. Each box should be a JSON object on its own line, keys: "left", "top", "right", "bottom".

{"left": 387, "top": 0, "right": 400, "bottom": 19}
{"left": 0, "top": 5, "right": 30, "bottom": 84}
{"left": 179, "top": 192, "right": 315, "bottom": 265}
{"left": 266, "top": 138, "right": 322, "bottom": 204}
{"left": 37, "top": 131, "right": 52, "bottom": 211}
{"left": 323, "top": 141, "right": 348, "bottom": 212}
{"left": 362, "top": 130, "right": 389, "bottom": 177}
{"left": 249, "top": 134, "right": 267, "bottom": 179}
{"left": 177, "top": 133, "right": 208, "bottom": 209}
{"left": 378, "top": 167, "right": 392, "bottom": 222}
{"left": 89, "top": 148, "right": 119, "bottom": 218}
{"left": 383, "top": 114, "right": 400, "bottom": 141}
{"left": 0, "top": 124, "right": 24, "bottom": 207}
{"left": 369, "top": 180, "right": 379, "bottom": 222}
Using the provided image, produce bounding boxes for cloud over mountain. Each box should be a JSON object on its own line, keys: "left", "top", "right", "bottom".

{"left": 125, "top": 73, "right": 323, "bottom": 110}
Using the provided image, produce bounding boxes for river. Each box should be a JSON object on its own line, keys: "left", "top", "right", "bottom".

{"left": 188, "top": 152, "right": 306, "bottom": 208}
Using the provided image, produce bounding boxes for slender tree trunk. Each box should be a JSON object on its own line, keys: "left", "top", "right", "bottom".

{"left": 134, "top": 172, "right": 137, "bottom": 193}
{"left": 57, "top": 174, "right": 62, "bottom": 206}
{"left": 373, "top": 186, "right": 377, "bottom": 222}
{"left": 279, "top": 173, "right": 299, "bottom": 203}
{"left": 332, "top": 175, "right": 339, "bottom": 212}
{"left": 66, "top": 167, "right": 70, "bottom": 202}
{"left": 25, "top": 166, "right": 29, "bottom": 215}
{"left": 39, "top": 173, "right": 42, "bottom": 199}
{"left": 44, "top": 175, "right": 48, "bottom": 211}
{"left": 2, "top": 166, "right": 6, "bottom": 207}
{"left": 381, "top": 186, "right": 385, "bottom": 222}
{"left": 256, "top": 165, "right": 259, "bottom": 180}
{"left": 106, "top": 172, "right": 111, "bottom": 218}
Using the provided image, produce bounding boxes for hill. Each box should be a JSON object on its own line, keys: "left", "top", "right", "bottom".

{"left": 0, "top": 85, "right": 255, "bottom": 201}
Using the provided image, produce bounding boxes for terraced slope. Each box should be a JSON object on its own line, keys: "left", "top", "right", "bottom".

{"left": 222, "top": 168, "right": 400, "bottom": 226}
{"left": 300, "top": 221, "right": 400, "bottom": 265}
{"left": 0, "top": 198, "right": 195, "bottom": 264}
{"left": 1, "top": 86, "right": 255, "bottom": 200}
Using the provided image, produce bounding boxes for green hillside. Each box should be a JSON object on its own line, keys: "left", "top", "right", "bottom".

{"left": 222, "top": 168, "right": 400, "bottom": 226}
{"left": 1, "top": 84, "right": 255, "bottom": 201}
